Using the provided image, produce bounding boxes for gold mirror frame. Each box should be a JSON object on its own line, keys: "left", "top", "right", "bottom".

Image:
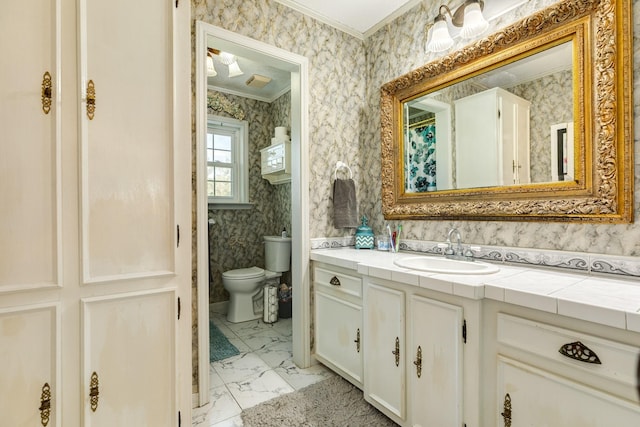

{"left": 381, "top": 0, "right": 633, "bottom": 222}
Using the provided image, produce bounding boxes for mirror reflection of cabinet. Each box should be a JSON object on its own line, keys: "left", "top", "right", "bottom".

{"left": 455, "top": 88, "right": 531, "bottom": 189}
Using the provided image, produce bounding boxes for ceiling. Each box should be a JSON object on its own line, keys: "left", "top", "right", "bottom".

{"left": 207, "top": 0, "right": 532, "bottom": 102}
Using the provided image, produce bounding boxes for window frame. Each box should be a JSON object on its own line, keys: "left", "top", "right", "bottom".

{"left": 206, "top": 115, "right": 250, "bottom": 206}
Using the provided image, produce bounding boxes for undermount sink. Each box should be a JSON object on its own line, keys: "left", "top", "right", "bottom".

{"left": 394, "top": 256, "right": 500, "bottom": 275}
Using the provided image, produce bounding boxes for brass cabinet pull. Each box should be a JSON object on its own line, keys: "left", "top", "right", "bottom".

{"left": 413, "top": 345, "right": 422, "bottom": 378}
{"left": 354, "top": 328, "right": 360, "bottom": 352}
{"left": 39, "top": 382, "right": 51, "bottom": 426}
{"left": 41, "top": 72, "right": 52, "bottom": 114}
{"left": 501, "top": 393, "right": 512, "bottom": 427}
{"left": 89, "top": 372, "right": 100, "bottom": 412}
{"left": 391, "top": 337, "right": 400, "bottom": 366}
{"left": 86, "top": 80, "right": 96, "bottom": 120}
{"left": 329, "top": 276, "right": 341, "bottom": 286}
{"left": 559, "top": 341, "right": 602, "bottom": 364}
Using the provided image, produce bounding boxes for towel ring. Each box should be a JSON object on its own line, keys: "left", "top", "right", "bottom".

{"left": 334, "top": 161, "right": 353, "bottom": 180}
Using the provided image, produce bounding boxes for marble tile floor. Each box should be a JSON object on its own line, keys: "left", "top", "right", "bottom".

{"left": 192, "top": 307, "right": 335, "bottom": 427}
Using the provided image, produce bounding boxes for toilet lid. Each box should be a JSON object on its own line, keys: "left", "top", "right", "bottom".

{"left": 223, "top": 266, "right": 265, "bottom": 279}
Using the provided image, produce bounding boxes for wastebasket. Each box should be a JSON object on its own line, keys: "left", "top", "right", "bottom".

{"left": 278, "top": 283, "right": 292, "bottom": 319}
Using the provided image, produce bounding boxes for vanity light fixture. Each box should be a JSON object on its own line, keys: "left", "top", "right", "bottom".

{"left": 426, "top": 0, "right": 489, "bottom": 53}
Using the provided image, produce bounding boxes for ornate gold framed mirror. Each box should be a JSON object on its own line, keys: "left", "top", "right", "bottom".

{"left": 381, "top": 0, "right": 633, "bottom": 222}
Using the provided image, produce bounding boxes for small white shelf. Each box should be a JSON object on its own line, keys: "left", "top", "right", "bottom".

{"left": 260, "top": 141, "right": 291, "bottom": 185}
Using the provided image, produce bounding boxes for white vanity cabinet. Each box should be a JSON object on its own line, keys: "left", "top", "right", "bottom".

{"left": 363, "top": 277, "right": 470, "bottom": 427}
{"left": 494, "top": 312, "right": 640, "bottom": 426}
{"left": 313, "top": 264, "right": 363, "bottom": 387}
{"left": 455, "top": 87, "right": 531, "bottom": 188}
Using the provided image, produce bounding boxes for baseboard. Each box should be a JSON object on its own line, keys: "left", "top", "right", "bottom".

{"left": 210, "top": 301, "right": 228, "bottom": 314}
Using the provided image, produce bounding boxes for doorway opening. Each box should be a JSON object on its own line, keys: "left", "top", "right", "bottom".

{"left": 195, "top": 22, "right": 310, "bottom": 407}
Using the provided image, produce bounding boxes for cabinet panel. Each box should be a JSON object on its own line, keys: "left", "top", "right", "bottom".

{"left": 79, "top": 0, "right": 174, "bottom": 282}
{"left": 408, "top": 295, "right": 463, "bottom": 427}
{"left": 0, "top": 304, "right": 60, "bottom": 426}
{"left": 315, "top": 292, "right": 362, "bottom": 384}
{"left": 497, "top": 356, "right": 640, "bottom": 426}
{"left": 314, "top": 266, "right": 362, "bottom": 298}
{"left": 0, "top": 0, "right": 61, "bottom": 291}
{"left": 82, "top": 289, "right": 177, "bottom": 427}
{"left": 364, "top": 281, "right": 405, "bottom": 420}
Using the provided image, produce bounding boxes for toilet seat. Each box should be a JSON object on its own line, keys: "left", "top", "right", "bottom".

{"left": 222, "top": 266, "right": 264, "bottom": 280}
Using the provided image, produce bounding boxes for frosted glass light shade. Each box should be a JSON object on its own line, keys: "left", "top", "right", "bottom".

{"left": 427, "top": 19, "right": 454, "bottom": 53}
{"left": 460, "top": 2, "right": 488, "bottom": 39}
{"left": 227, "top": 61, "right": 244, "bottom": 78}
{"left": 206, "top": 55, "right": 217, "bottom": 77}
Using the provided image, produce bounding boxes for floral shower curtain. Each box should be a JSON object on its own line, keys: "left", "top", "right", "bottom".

{"left": 405, "top": 123, "right": 437, "bottom": 192}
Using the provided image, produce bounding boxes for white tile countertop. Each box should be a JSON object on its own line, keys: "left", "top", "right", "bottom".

{"left": 310, "top": 248, "right": 640, "bottom": 333}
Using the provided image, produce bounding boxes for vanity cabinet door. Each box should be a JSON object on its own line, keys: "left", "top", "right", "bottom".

{"left": 497, "top": 356, "right": 640, "bottom": 426}
{"left": 408, "top": 295, "right": 463, "bottom": 427}
{"left": 315, "top": 292, "right": 363, "bottom": 386}
{"left": 364, "top": 281, "right": 405, "bottom": 422}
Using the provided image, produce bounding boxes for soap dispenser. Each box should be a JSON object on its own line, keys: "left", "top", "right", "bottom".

{"left": 281, "top": 228, "right": 287, "bottom": 238}
{"left": 355, "top": 215, "right": 374, "bottom": 249}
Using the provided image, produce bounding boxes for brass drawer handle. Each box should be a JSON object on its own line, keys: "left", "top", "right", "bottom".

{"left": 89, "top": 372, "right": 100, "bottom": 412}
{"left": 559, "top": 341, "right": 602, "bottom": 364}
{"left": 329, "top": 276, "right": 341, "bottom": 286}
{"left": 354, "top": 328, "right": 360, "bottom": 352}
{"left": 413, "top": 345, "right": 422, "bottom": 378}
{"left": 391, "top": 337, "right": 400, "bottom": 366}
{"left": 41, "top": 72, "right": 52, "bottom": 114}
{"left": 39, "top": 382, "right": 51, "bottom": 426}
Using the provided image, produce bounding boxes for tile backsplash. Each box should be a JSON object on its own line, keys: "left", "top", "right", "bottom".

{"left": 311, "top": 237, "right": 640, "bottom": 279}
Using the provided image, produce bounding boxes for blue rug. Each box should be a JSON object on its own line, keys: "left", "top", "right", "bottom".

{"left": 210, "top": 321, "right": 240, "bottom": 362}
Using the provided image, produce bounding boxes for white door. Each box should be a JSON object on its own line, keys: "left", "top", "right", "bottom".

{"left": 364, "top": 281, "right": 405, "bottom": 422}
{"left": 0, "top": 0, "right": 191, "bottom": 424}
{"left": 408, "top": 295, "right": 463, "bottom": 427}
{"left": 315, "top": 292, "right": 363, "bottom": 384}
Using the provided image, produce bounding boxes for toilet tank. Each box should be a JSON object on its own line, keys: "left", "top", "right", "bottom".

{"left": 264, "top": 236, "right": 292, "bottom": 272}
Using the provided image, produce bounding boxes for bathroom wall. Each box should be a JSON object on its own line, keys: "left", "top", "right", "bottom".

{"left": 361, "top": 0, "right": 640, "bottom": 256}
{"left": 207, "top": 90, "right": 292, "bottom": 304}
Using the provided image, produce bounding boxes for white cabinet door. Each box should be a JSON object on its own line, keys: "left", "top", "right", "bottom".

{"left": 497, "top": 356, "right": 640, "bottom": 426}
{"left": 364, "top": 281, "right": 405, "bottom": 421}
{"left": 315, "top": 292, "right": 363, "bottom": 385}
{"left": 82, "top": 290, "right": 178, "bottom": 427}
{"left": 408, "top": 295, "right": 463, "bottom": 427}
{"left": 0, "top": 0, "right": 191, "bottom": 424}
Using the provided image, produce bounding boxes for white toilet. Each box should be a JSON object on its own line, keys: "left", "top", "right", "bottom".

{"left": 222, "top": 236, "right": 291, "bottom": 323}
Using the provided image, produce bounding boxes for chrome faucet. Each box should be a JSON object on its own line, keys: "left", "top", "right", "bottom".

{"left": 446, "top": 228, "right": 463, "bottom": 257}
{"left": 442, "top": 228, "right": 477, "bottom": 261}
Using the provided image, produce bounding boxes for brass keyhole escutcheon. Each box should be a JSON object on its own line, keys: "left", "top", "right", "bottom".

{"left": 391, "top": 337, "right": 400, "bottom": 367}
{"left": 501, "top": 393, "right": 512, "bottom": 427}
{"left": 89, "top": 372, "right": 100, "bottom": 412}
{"left": 39, "top": 382, "right": 51, "bottom": 426}
{"left": 41, "top": 71, "right": 52, "bottom": 114}
{"left": 86, "top": 80, "right": 96, "bottom": 120}
{"left": 413, "top": 345, "right": 422, "bottom": 378}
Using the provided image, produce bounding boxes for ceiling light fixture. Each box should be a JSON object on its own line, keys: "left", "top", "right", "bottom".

{"left": 426, "top": 0, "right": 489, "bottom": 53}
{"left": 218, "top": 51, "right": 244, "bottom": 78}
{"left": 206, "top": 54, "right": 217, "bottom": 77}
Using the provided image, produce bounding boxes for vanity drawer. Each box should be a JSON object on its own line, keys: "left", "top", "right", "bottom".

{"left": 314, "top": 266, "right": 361, "bottom": 298}
{"left": 497, "top": 313, "right": 639, "bottom": 389}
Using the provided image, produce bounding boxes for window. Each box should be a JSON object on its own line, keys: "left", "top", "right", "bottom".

{"left": 207, "top": 115, "right": 249, "bottom": 205}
